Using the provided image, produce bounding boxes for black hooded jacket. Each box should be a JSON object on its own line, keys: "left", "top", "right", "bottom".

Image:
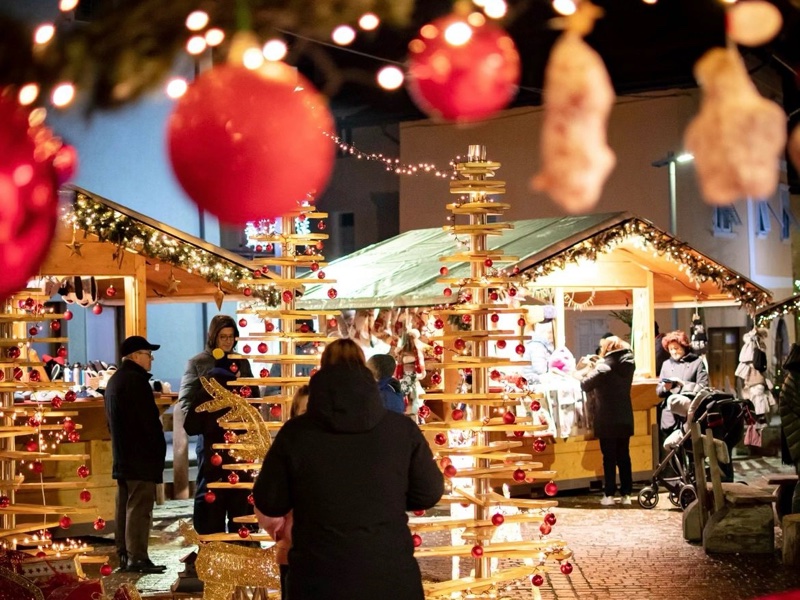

{"left": 253, "top": 363, "right": 443, "bottom": 600}
{"left": 581, "top": 348, "right": 636, "bottom": 438}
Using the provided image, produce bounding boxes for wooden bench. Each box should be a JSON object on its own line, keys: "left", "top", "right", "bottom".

{"left": 762, "top": 473, "right": 798, "bottom": 520}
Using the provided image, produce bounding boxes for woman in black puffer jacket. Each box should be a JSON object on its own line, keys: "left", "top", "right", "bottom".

{"left": 581, "top": 336, "right": 636, "bottom": 506}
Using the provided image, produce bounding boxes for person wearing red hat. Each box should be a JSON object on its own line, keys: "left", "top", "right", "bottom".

{"left": 104, "top": 335, "right": 166, "bottom": 574}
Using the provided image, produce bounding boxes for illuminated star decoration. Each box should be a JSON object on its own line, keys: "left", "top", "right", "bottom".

{"left": 66, "top": 231, "right": 83, "bottom": 257}
{"left": 167, "top": 269, "right": 181, "bottom": 294}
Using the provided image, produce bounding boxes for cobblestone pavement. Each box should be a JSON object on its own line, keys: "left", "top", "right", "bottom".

{"left": 88, "top": 456, "right": 800, "bottom": 599}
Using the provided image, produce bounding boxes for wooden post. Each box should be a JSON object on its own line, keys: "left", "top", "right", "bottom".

{"left": 124, "top": 256, "right": 147, "bottom": 337}
{"left": 783, "top": 514, "right": 800, "bottom": 566}
{"left": 631, "top": 272, "right": 655, "bottom": 376}
{"left": 171, "top": 403, "right": 190, "bottom": 499}
{"left": 702, "top": 434, "right": 725, "bottom": 514}
{"left": 690, "top": 422, "right": 708, "bottom": 531}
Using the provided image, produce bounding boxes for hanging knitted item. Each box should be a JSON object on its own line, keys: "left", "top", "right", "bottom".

{"left": 690, "top": 312, "right": 708, "bottom": 354}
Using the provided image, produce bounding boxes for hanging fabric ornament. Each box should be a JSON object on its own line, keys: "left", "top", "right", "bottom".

{"left": 405, "top": 14, "right": 520, "bottom": 122}
{"left": 0, "top": 93, "right": 67, "bottom": 300}
{"left": 690, "top": 311, "right": 708, "bottom": 355}
{"left": 531, "top": 1, "right": 615, "bottom": 214}
{"left": 726, "top": 0, "right": 783, "bottom": 47}
{"left": 684, "top": 46, "right": 786, "bottom": 205}
{"left": 214, "top": 285, "right": 225, "bottom": 310}
{"left": 167, "top": 53, "right": 335, "bottom": 224}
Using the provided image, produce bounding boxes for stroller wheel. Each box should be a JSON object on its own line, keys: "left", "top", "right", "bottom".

{"left": 668, "top": 491, "right": 681, "bottom": 507}
{"left": 678, "top": 485, "right": 697, "bottom": 509}
{"left": 637, "top": 486, "right": 659, "bottom": 509}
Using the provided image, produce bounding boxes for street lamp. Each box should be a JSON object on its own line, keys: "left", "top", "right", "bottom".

{"left": 652, "top": 151, "right": 694, "bottom": 235}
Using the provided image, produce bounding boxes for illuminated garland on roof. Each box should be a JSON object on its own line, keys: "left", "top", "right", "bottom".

{"left": 755, "top": 293, "right": 800, "bottom": 327}
{"left": 63, "top": 192, "right": 254, "bottom": 289}
{"left": 520, "top": 219, "right": 771, "bottom": 313}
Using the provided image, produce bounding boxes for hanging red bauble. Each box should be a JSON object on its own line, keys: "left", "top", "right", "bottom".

{"left": 65, "top": 390, "right": 77, "bottom": 401}
{"left": 265, "top": 322, "right": 275, "bottom": 332}
{"left": 63, "top": 310, "right": 73, "bottom": 321}
{"left": 413, "top": 510, "right": 425, "bottom": 517}
{"left": 243, "top": 287, "right": 253, "bottom": 297}
{"left": 515, "top": 344, "right": 525, "bottom": 356}
{"left": 406, "top": 16, "right": 520, "bottom": 123}
{"left": 35, "top": 551, "right": 46, "bottom": 558}
{"left": 434, "top": 433, "right": 447, "bottom": 446}
{"left": 282, "top": 290, "right": 293, "bottom": 303}
{"left": 32, "top": 460, "right": 44, "bottom": 474}
{"left": 512, "top": 468, "right": 526, "bottom": 482}
{"left": 67, "top": 431, "right": 80, "bottom": 443}
{"left": 443, "top": 287, "right": 453, "bottom": 297}
{"left": 59, "top": 515, "right": 72, "bottom": 529}
{"left": 461, "top": 314, "right": 471, "bottom": 324}
{"left": 13, "top": 367, "right": 23, "bottom": 380}
{"left": 260, "top": 368, "right": 269, "bottom": 378}
{"left": 7, "top": 346, "right": 20, "bottom": 359}
{"left": 92, "top": 304, "right": 103, "bottom": 315}
{"left": 77, "top": 464, "right": 90, "bottom": 478}
{"left": 0, "top": 496, "right": 9, "bottom": 508}
{"left": 439, "top": 266, "right": 448, "bottom": 276}
{"left": 316, "top": 270, "right": 325, "bottom": 279}
{"left": 491, "top": 512, "right": 505, "bottom": 526}
{"left": 533, "top": 438, "right": 547, "bottom": 453}
{"left": 0, "top": 96, "right": 62, "bottom": 301}
{"left": 434, "top": 319, "right": 444, "bottom": 330}
{"left": 223, "top": 431, "right": 238, "bottom": 443}
{"left": 239, "top": 385, "right": 252, "bottom": 398}
{"left": 418, "top": 405, "right": 431, "bottom": 419}
{"left": 490, "top": 313, "right": 499, "bottom": 323}
{"left": 530, "top": 400, "right": 541, "bottom": 412}
{"left": 496, "top": 340, "right": 506, "bottom": 350}
{"left": 62, "top": 418, "right": 75, "bottom": 433}
{"left": 470, "top": 544, "right": 484, "bottom": 558}
{"left": 310, "top": 262, "right": 320, "bottom": 272}
{"left": 434, "top": 345, "right": 443, "bottom": 356}
{"left": 100, "top": 564, "right": 112, "bottom": 577}
{"left": 539, "top": 522, "right": 552, "bottom": 536}
{"left": 27, "top": 416, "right": 41, "bottom": 427}
{"left": 318, "top": 220, "right": 326, "bottom": 230}
{"left": 227, "top": 472, "right": 239, "bottom": 485}
{"left": 93, "top": 517, "right": 106, "bottom": 531}
{"left": 105, "top": 285, "right": 117, "bottom": 298}
{"left": 204, "top": 491, "right": 217, "bottom": 504}
{"left": 490, "top": 369, "right": 501, "bottom": 381}
{"left": 327, "top": 317, "right": 337, "bottom": 329}
{"left": 57, "top": 345, "right": 67, "bottom": 357}
{"left": 238, "top": 526, "right": 251, "bottom": 539}
{"left": 560, "top": 562, "right": 573, "bottom": 575}
{"left": 531, "top": 574, "right": 544, "bottom": 587}
{"left": 454, "top": 338, "right": 466, "bottom": 351}
{"left": 167, "top": 62, "right": 335, "bottom": 223}
{"left": 484, "top": 259, "right": 493, "bottom": 267}
{"left": 270, "top": 405, "right": 282, "bottom": 418}
{"left": 412, "top": 533, "right": 422, "bottom": 548}
{"left": 239, "top": 318, "right": 248, "bottom": 328}
{"left": 503, "top": 411, "right": 516, "bottom": 425}
{"left": 508, "top": 287, "right": 517, "bottom": 297}
{"left": 517, "top": 318, "right": 526, "bottom": 327}
{"left": 544, "top": 481, "right": 558, "bottom": 496}
{"left": 29, "top": 370, "right": 41, "bottom": 382}
{"left": 327, "top": 288, "right": 338, "bottom": 299}
{"left": 544, "top": 512, "right": 557, "bottom": 526}
{"left": 50, "top": 320, "right": 61, "bottom": 332}
{"left": 490, "top": 291, "right": 499, "bottom": 301}
{"left": 25, "top": 439, "right": 37, "bottom": 452}
{"left": 79, "top": 489, "right": 92, "bottom": 503}
{"left": 443, "top": 464, "right": 457, "bottom": 478}
{"left": 299, "top": 323, "right": 310, "bottom": 333}
{"left": 253, "top": 269, "right": 263, "bottom": 278}
{"left": 242, "top": 345, "right": 252, "bottom": 354}
{"left": 451, "top": 408, "right": 464, "bottom": 421}
{"left": 29, "top": 326, "right": 39, "bottom": 336}
{"left": 439, "top": 457, "right": 452, "bottom": 469}
{"left": 247, "top": 493, "right": 255, "bottom": 505}
{"left": 513, "top": 431, "right": 525, "bottom": 438}
{"left": 257, "top": 342, "right": 268, "bottom": 354}
{"left": 210, "top": 453, "right": 223, "bottom": 467}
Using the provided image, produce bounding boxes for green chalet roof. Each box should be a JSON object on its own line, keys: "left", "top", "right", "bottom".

{"left": 296, "top": 212, "right": 771, "bottom": 313}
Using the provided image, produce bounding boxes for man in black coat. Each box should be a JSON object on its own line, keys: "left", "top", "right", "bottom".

{"left": 253, "top": 359, "right": 443, "bottom": 600}
{"left": 104, "top": 335, "right": 167, "bottom": 574}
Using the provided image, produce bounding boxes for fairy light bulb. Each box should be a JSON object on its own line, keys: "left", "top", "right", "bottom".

{"left": 642, "top": 0, "right": 657, "bottom": 3}
{"left": 483, "top": 0, "right": 507, "bottom": 18}
{"left": 51, "top": 83, "right": 75, "bottom": 107}
{"left": 467, "top": 12, "right": 486, "bottom": 26}
{"left": 186, "top": 10, "right": 209, "bottom": 31}
{"left": 205, "top": 28, "right": 225, "bottom": 46}
{"left": 166, "top": 77, "right": 188, "bottom": 99}
{"left": 242, "top": 47, "right": 264, "bottom": 69}
{"left": 331, "top": 25, "right": 356, "bottom": 45}
{"left": 34, "top": 24, "right": 55, "bottom": 45}
{"left": 262, "top": 39, "right": 287, "bottom": 61}
{"left": 358, "top": 13, "right": 379, "bottom": 30}
{"left": 552, "top": 0, "right": 577, "bottom": 15}
{"left": 377, "top": 66, "right": 404, "bottom": 90}
{"left": 444, "top": 21, "right": 472, "bottom": 46}
{"left": 59, "top": 0, "right": 79, "bottom": 10}
{"left": 18, "top": 84, "right": 39, "bottom": 106}
{"left": 186, "top": 35, "right": 207, "bottom": 55}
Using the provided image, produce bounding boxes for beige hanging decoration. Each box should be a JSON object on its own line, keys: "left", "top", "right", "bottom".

{"left": 166, "top": 268, "right": 181, "bottom": 294}
{"left": 214, "top": 284, "right": 225, "bottom": 310}
{"left": 65, "top": 225, "right": 84, "bottom": 257}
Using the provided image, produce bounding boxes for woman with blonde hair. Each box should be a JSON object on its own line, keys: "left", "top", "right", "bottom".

{"left": 253, "top": 338, "right": 443, "bottom": 600}
{"left": 580, "top": 336, "right": 636, "bottom": 506}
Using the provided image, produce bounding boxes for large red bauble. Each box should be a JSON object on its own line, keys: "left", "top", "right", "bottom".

{"left": 491, "top": 512, "right": 505, "bottom": 526}
{"left": 77, "top": 464, "right": 90, "bottom": 478}
{"left": 210, "top": 453, "right": 223, "bottom": 467}
{"left": 167, "top": 62, "right": 335, "bottom": 224}
{"left": 544, "top": 481, "right": 559, "bottom": 496}
{"left": 406, "top": 16, "right": 520, "bottom": 123}
{"left": 100, "top": 563, "right": 112, "bottom": 577}
{"left": 531, "top": 574, "right": 544, "bottom": 587}
{"left": 539, "top": 522, "right": 552, "bottom": 536}
{"left": 470, "top": 544, "right": 484, "bottom": 558}
{"left": 412, "top": 533, "right": 422, "bottom": 547}
{"left": 0, "top": 95, "right": 62, "bottom": 301}
{"left": 204, "top": 491, "right": 217, "bottom": 504}
{"left": 502, "top": 411, "right": 516, "bottom": 425}
{"left": 227, "top": 472, "right": 240, "bottom": 485}
{"left": 79, "top": 489, "right": 92, "bottom": 503}
{"left": 512, "top": 468, "right": 526, "bottom": 482}
{"left": 533, "top": 438, "right": 548, "bottom": 453}
{"left": 544, "top": 512, "right": 557, "bottom": 526}
{"left": 434, "top": 433, "right": 447, "bottom": 446}
{"left": 443, "top": 464, "right": 457, "bottom": 478}
{"left": 560, "top": 562, "right": 573, "bottom": 575}
{"left": 59, "top": 515, "right": 72, "bottom": 529}
{"left": 237, "top": 526, "right": 251, "bottom": 539}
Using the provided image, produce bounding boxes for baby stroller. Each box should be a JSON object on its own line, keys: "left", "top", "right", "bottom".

{"left": 637, "top": 388, "right": 750, "bottom": 510}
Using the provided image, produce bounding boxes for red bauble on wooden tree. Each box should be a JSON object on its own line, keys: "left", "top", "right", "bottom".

{"left": 406, "top": 15, "right": 520, "bottom": 123}
{"left": 0, "top": 95, "right": 66, "bottom": 300}
{"left": 167, "top": 62, "right": 335, "bottom": 224}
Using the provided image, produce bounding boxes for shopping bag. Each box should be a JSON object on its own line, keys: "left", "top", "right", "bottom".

{"left": 744, "top": 423, "right": 762, "bottom": 447}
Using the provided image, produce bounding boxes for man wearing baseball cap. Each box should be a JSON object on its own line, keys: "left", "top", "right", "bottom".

{"left": 104, "top": 335, "right": 166, "bottom": 574}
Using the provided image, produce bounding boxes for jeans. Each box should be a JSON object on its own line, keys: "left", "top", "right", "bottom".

{"left": 599, "top": 437, "right": 633, "bottom": 497}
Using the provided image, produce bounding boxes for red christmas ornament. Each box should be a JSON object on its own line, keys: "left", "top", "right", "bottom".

{"left": 327, "top": 317, "right": 338, "bottom": 329}
{"left": 0, "top": 496, "right": 9, "bottom": 508}
{"left": 434, "top": 433, "right": 447, "bottom": 446}
{"left": 62, "top": 418, "right": 75, "bottom": 433}
{"left": 228, "top": 472, "right": 240, "bottom": 485}
{"left": 327, "top": 288, "right": 338, "bottom": 299}
{"left": 434, "top": 345, "right": 443, "bottom": 356}
{"left": 544, "top": 481, "right": 558, "bottom": 496}
{"left": 484, "top": 259, "right": 493, "bottom": 267}
{"left": 229, "top": 363, "right": 238, "bottom": 374}
{"left": 256, "top": 342, "right": 267, "bottom": 354}
{"left": 242, "top": 345, "right": 252, "bottom": 354}
{"left": 544, "top": 512, "right": 557, "bottom": 526}
{"left": 539, "top": 522, "right": 552, "bottom": 536}
{"left": 27, "top": 416, "right": 41, "bottom": 427}
{"left": 530, "top": 400, "right": 541, "bottom": 412}
{"left": 93, "top": 517, "right": 106, "bottom": 531}
{"left": 239, "top": 318, "right": 248, "bottom": 327}
{"left": 517, "top": 318, "right": 526, "bottom": 327}
{"left": 531, "top": 574, "right": 544, "bottom": 587}
{"left": 29, "top": 370, "right": 41, "bottom": 382}
{"left": 92, "top": 304, "right": 103, "bottom": 315}
{"left": 79, "top": 489, "right": 92, "bottom": 503}
{"left": 512, "top": 468, "right": 526, "bottom": 482}
{"left": 490, "top": 291, "right": 499, "bottom": 301}
{"left": 560, "top": 562, "right": 573, "bottom": 575}
{"left": 0, "top": 95, "right": 62, "bottom": 301}
{"left": 443, "top": 287, "right": 453, "bottom": 297}
{"left": 299, "top": 323, "right": 310, "bottom": 333}
{"left": 413, "top": 510, "right": 425, "bottom": 516}
{"left": 439, "top": 266, "right": 449, "bottom": 276}
{"left": 266, "top": 243, "right": 275, "bottom": 252}
{"left": 490, "top": 313, "right": 499, "bottom": 323}
{"left": 105, "top": 285, "right": 117, "bottom": 298}
{"left": 491, "top": 512, "right": 505, "bottom": 526}
{"left": 247, "top": 493, "right": 255, "bottom": 505}
{"left": 406, "top": 16, "right": 520, "bottom": 122}
{"left": 7, "top": 346, "right": 20, "bottom": 359}
{"left": 29, "top": 326, "right": 39, "bottom": 336}
{"left": 310, "top": 262, "right": 320, "bottom": 271}
{"left": 243, "top": 287, "right": 253, "bottom": 297}
{"left": 31, "top": 461, "right": 44, "bottom": 474}
{"left": 35, "top": 551, "right": 47, "bottom": 558}
{"left": 77, "top": 465, "right": 90, "bottom": 478}
{"left": 418, "top": 405, "right": 431, "bottom": 419}
{"left": 253, "top": 269, "right": 263, "bottom": 278}
{"left": 100, "top": 564, "right": 112, "bottom": 577}
{"left": 490, "top": 369, "right": 501, "bottom": 381}
{"left": 317, "top": 271, "right": 326, "bottom": 279}
{"left": 238, "top": 526, "right": 251, "bottom": 539}
{"left": 265, "top": 322, "right": 275, "bottom": 332}
{"left": 496, "top": 340, "right": 506, "bottom": 350}
{"left": 454, "top": 338, "right": 466, "bottom": 351}
{"left": 317, "top": 220, "right": 326, "bottom": 230}
{"left": 223, "top": 431, "right": 237, "bottom": 443}
{"left": 239, "top": 385, "right": 252, "bottom": 398}
{"left": 443, "top": 464, "right": 458, "bottom": 478}
{"left": 57, "top": 346, "right": 67, "bottom": 358}
{"left": 503, "top": 411, "right": 516, "bottom": 425}
{"left": 470, "top": 544, "right": 484, "bottom": 558}
{"left": 51, "top": 396, "right": 63, "bottom": 410}
{"left": 508, "top": 287, "right": 517, "bottom": 297}
{"left": 412, "top": 533, "right": 422, "bottom": 548}
{"left": 25, "top": 439, "right": 37, "bottom": 452}
{"left": 270, "top": 405, "right": 282, "bottom": 418}
{"left": 50, "top": 320, "right": 61, "bottom": 332}
{"left": 282, "top": 290, "right": 293, "bottom": 303}
{"left": 439, "top": 457, "right": 452, "bottom": 469}
{"left": 533, "top": 438, "right": 547, "bottom": 453}
{"left": 451, "top": 408, "right": 464, "bottom": 421}
{"left": 434, "top": 319, "right": 444, "bottom": 330}
{"left": 63, "top": 310, "right": 73, "bottom": 321}
{"left": 513, "top": 431, "right": 525, "bottom": 438}
{"left": 461, "top": 314, "right": 471, "bottom": 324}
{"left": 515, "top": 344, "right": 525, "bottom": 356}
{"left": 13, "top": 367, "right": 23, "bottom": 380}
{"left": 210, "top": 453, "right": 223, "bottom": 467}
{"left": 204, "top": 491, "right": 217, "bottom": 503}
{"left": 260, "top": 368, "right": 269, "bottom": 377}
{"left": 59, "top": 515, "right": 72, "bottom": 529}
{"left": 513, "top": 266, "right": 520, "bottom": 275}
{"left": 168, "top": 63, "right": 335, "bottom": 223}
{"left": 67, "top": 431, "right": 80, "bottom": 443}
